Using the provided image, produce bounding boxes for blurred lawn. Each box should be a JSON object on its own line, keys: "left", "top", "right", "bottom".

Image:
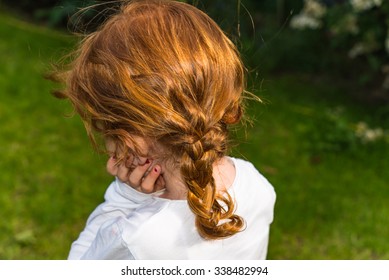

{"left": 1, "top": 12, "right": 388, "bottom": 259}
{"left": 0, "top": 12, "right": 112, "bottom": 259}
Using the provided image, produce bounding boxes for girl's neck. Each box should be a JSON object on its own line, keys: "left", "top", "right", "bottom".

{"left": 158, "top": 156, "right": 236, "bottom": 200}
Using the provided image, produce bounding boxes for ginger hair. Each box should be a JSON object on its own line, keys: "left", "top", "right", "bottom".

{"left": 55, "top": 0, "right": 246, "bottom": 239}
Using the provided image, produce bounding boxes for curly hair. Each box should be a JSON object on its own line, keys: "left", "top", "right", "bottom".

{"left": 55, "top": 0, "right": 247, "bottom": 239}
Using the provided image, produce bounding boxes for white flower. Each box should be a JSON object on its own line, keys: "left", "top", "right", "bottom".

{"left": 348, "top": 38, "right": 379, "bottom": 58}
{"left": 364, "top": 128, "right": 384, "bottom": 142}
{"left": 305, "top": 0, "right": 327, "bottom": 18}
{"left": 348, "top": 43, "right": 368, "bottom": 58}
{"left": 350, "top": 0, "right": 382, "bottom": 12}
{"left": 290, "top": 0, "right": 326, "bottom": 30}
{"left": 355, "top": 122, "right": 385, "bottom": 143}
{"left": 373, "top": 0, "right": 383, "bottom": 6}
{"left": 331, "top": 14, "right": 359, "bottom": 35}
{"left": 290, "top": 14, "right": 322, "bottom": 29}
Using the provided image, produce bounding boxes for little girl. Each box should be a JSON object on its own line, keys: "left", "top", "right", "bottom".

{"left": 55, "top": 0, "right": 276, "bottom": 259}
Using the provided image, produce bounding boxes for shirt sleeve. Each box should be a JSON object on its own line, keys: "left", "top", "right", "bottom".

{"left": 79, "top": 218, "right": 136, "bottom": 260}
{"left": 67, "top": 177, "right": 165, "bottom": 259}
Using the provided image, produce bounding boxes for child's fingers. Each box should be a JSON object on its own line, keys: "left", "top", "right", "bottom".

{"left": 140, "top": 165, "right": 163, "bottom": 193}
{"left": 117, "top": 164, "right": 132, "bottom": 183}
{"left": 124, "top": 154, "right": 135, "bottom": 168}
{"left": 119, "top": 155, "right": 141, "bottom": 184}
{"left": 106, "top": 156, "right": 165, "bottom": 194}
{"left": 127, "top": 159, "right": 152, "bottom": 187}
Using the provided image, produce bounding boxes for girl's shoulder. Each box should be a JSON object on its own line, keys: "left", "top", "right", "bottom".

{"left": 109, "top": 157, "right": 276, "bottom": 259}
{"left": 228, "top": 157, "right": 275, "bottom": 192}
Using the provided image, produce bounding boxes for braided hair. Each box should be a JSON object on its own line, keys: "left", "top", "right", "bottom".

{"left": 55, "top": 0, "right": 247, "bottom": 239}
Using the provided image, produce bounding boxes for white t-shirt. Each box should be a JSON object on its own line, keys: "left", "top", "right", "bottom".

{"left": 68, "top": 157, "right": 276, "bottom": 260}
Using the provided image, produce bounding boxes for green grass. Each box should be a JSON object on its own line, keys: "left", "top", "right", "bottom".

{"left": 1, "top": 12, "right": 388, "bottom": 259}
{"left": 236, "top": 76, "right": 389, "bottom": 259}
{"left": 0, "top": 12, "right": 112, "bottom": 259}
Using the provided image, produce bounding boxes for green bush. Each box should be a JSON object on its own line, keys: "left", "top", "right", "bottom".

{"left": 1, "top": 0, "right": 113, "bottom": 31}
{"left": 290, "top": 0, "right": 389, "bottom": 96}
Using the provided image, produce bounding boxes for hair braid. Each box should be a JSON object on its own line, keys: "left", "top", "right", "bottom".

{"left": 177, "top": 111, "right": 244, "bottom": 239}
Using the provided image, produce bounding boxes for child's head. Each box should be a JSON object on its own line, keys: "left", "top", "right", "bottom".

{"left": 58, "top": 0, "right": 245, "bottom": 239}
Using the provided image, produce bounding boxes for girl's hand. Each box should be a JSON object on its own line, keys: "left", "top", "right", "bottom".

{"left": 106, "top": 156, "right": 165, "bottom": 194}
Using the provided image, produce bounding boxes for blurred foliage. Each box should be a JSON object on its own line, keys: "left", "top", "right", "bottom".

{"left": 0, "top": 0, "right": 302, "bottom": 33}
{"left": 0, "top": 0, "right": 306, "bottom": 69}
{"left": 300, "top": 106, "right": 389, "bottom": 154}
{"left": 0, "top": 0, "right": 307, "bottom": 77}
{"left": 289, "top": 0, "right": 389, "bottom": 100}
{"left": 1, "top": 0, "right": 114, "bottom": 31}
{"left": 0, "top": 1, "right": 304, "bottom": 36}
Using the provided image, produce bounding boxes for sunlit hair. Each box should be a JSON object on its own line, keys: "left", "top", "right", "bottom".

{"left": 55, "top": 0, "right": 248, "bottom": 239}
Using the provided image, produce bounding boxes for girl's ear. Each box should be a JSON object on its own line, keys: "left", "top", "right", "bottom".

{"left": 222, "top": 103, "right": 242, "bottom": 125}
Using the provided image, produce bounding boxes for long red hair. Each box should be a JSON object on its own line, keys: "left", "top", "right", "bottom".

{"left": 55, "top": 0, "right": 246, "bottom": 239}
